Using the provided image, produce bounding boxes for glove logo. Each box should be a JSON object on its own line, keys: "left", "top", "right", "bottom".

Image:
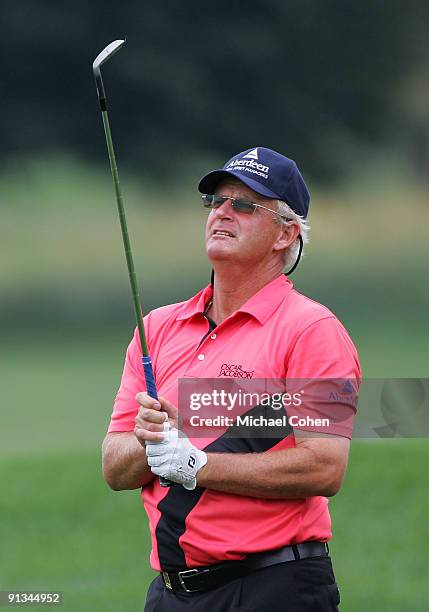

{"left": 188, "top": 454, "right": 196, "bottom": 469}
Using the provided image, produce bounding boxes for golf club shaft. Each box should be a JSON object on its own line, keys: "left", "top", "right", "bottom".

{"left": 96, "top": 92, "right": 170, "bottom": 487}
{"left": 101, "top": 109, "right": 162, "bottom": 400}
{"left": 101, "top": 111, "right": 148, "bottom": 356}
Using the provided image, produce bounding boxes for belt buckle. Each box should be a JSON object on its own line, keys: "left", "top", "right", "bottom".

{"left": 177, "top": 568, "right": 201, "bottom": 593}
{"left": 161, "top": 571, "right": 173, "bottom": 591}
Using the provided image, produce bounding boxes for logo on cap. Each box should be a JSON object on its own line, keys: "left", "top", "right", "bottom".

{"left": 243, "top": 148, "right": 259, "bottom": 160}
{"left": 225, "top": 147, "right": 269, "bottom": 179}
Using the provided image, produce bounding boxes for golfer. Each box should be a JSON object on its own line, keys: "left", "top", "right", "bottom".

{"left": 102, "top": 147, "right": 361, "bottom": 611}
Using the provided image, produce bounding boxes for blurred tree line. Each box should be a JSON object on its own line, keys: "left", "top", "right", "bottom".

{"left": 0, "top": 0, "right": 427, "bottom": 181}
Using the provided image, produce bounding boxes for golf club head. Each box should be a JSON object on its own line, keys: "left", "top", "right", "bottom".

{"left": 93, "top": 39, "right": 126, "bottom": 107}
{"left": 93, "top": 39, "right": 126, "bottom": 72}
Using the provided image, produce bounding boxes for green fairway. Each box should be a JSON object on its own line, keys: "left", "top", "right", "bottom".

{"left": 1, "top": 331, "right": 428, "bottom": 610}
{"left": 0, "top": 451, "right": 155, "bottom": 611}
{"left": 330, "top": 440, "right": 429, "bottom": 611}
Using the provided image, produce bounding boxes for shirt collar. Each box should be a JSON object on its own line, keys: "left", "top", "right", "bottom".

{"left": 175, "top": 275, "right": 293, "bottom": 325}
{"left": 175, "top": 284, "right": 213, "bottom": 321}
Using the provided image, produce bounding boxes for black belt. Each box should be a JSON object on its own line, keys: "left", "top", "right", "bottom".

{"left": 160, "top": 541, "right": 329, "bottom": 594}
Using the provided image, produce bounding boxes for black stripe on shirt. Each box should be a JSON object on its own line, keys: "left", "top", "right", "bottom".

{"left": 155, "top": 402, "right": 292, "bottom": 570}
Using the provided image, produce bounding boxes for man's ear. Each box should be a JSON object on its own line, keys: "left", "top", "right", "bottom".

{"left": 273, "top": 222, "right": 300, "bottom": 252}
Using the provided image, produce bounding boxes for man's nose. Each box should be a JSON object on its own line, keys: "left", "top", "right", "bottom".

{"left": 213, "top": 197, "right": 234, "bottom": 217}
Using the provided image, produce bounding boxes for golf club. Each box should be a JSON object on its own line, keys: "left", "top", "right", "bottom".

{"left": 93, "top": 39, "right": 171, "bottom": 487}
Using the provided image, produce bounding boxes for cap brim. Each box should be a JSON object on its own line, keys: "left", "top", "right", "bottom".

{"left": 198, "top": 170, "right": 280, "bottom": 200}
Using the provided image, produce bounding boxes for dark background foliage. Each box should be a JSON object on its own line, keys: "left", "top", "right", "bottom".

{"left": 0, "top": 0, "right": 427, "bottom": 180}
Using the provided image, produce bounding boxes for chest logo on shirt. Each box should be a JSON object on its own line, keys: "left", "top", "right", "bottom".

{"left": 218, "top": 363, "right": 255, "bottom": 379}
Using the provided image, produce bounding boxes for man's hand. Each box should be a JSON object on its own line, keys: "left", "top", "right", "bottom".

{"left": 133, "top": 392, "right": 207, "bottom": 490}
{"left": 134, "top": 392, "right": 178, "bottom": 443}
{"left": 145, "top": 428, "right": 208, "bottom": 490}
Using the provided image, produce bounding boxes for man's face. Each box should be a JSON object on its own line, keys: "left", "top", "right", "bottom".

{"left": 205, "top": 180, "right": 286, "bottom": 267}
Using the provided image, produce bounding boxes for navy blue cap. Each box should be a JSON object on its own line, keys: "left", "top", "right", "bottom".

{"left": 198, "top": 147, "right": 310, "bottom": 218}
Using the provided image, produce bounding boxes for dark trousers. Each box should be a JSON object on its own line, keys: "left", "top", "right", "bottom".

{"left": 144, "top": 556, "right": 340, "bottom": 611}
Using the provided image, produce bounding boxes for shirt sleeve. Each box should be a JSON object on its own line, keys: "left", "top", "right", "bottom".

{"left": 285, "top": 316, "right": 361, "bottom": 438}
{"left": 108, "top": 326, "right": 147, "bottom": 433}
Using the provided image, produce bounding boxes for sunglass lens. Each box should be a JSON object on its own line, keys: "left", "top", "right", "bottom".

{"left": 202, "top": 194, "right": 214, "bottom": 208}
{"left": 233, "top": 199, "right": 256, "bottom": 214}
{"left": 212, "top": 195, "right": 226, "bottom": 207}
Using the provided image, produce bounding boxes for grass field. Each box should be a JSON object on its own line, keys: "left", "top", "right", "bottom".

{"left": 1, "top": 331, "right": 428, "bottom": 610}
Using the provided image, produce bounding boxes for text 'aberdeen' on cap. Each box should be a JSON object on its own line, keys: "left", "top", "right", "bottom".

{"left": 198, "top": 147, "right": 310, "bottom": 219}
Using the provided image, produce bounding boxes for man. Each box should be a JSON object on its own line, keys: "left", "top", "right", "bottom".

{"left": 102, "top": 147, "right": 361, "bottom": 611}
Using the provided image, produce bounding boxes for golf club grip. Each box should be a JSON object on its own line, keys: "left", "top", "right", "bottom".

{"left": 142, "top": 355, "right": 157, "bottom": 399}
{"left": 142, "top": 356, "right": 172, "bottom": 488}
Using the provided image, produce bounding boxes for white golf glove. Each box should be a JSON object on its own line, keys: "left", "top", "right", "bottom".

{"left": 146, "top": 425, "right": 207, "bottom": 490}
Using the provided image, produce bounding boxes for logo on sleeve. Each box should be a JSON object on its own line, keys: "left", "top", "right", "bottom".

{"left": 341, "top": 380, "right": 354, "bottom": 394}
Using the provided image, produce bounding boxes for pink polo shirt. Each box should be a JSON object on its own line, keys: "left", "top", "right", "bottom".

{"left": 108, "top": 275, "right": 361, "bottom": 571}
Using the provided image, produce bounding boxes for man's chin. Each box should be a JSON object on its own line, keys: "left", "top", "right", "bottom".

{"left": 206, "top": 247, "right": 236, "bottom": 262}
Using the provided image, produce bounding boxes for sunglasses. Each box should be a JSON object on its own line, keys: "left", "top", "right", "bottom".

{"left": 201, "top": 194, "right": 291, "bottom": 221}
